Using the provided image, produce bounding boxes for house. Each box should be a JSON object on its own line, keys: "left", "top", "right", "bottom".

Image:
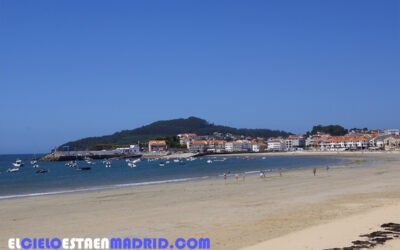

{"left": 232, "top": 140, "right": 252, "bottom": 152}
{"left": 384, "top": 136, "right": 400, "bottom": 151}
{"left": 207, "top": 140, "right": 226, "bottom": 153}
{"left": 267, "top": 138, "right": 285, "bottom": 151}
{"left": 225, "top": 142, "right": 234, "bottom": 152}
{"left": 177, "top": 133, "right": 197, "bottom": 148}
{"left": 148, "top": 140, "right": 167, "bottom": 152}
{"left": 305, "top": 133, "right": 331, "bottom": 150}
{"left": 251, "top": 143, "right": 260, "bottom": 152}
{"left": 285, "top": 135, "right": 305, "bottom": 151}
{"left": 369, "top": 135, "right": 386, "bottom": 150}
{"left": 188, "top": 140, "right": 208, "bottom": 153}
{"left": 320, "top": 136, "right": 370, "bottom": 151}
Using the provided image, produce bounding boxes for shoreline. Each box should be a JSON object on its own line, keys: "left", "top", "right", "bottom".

{"left": 0, "top": 154, "right": 361, "bottom": 201}
{"left": 1, "top": 153, "right": 399, "bottom": 249}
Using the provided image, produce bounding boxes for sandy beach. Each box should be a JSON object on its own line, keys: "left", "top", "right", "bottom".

{"left": 1, "top": 152, "right": 400, "bottom": 249}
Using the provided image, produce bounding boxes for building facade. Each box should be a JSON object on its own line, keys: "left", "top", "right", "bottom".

{"left": 148, "top": 140, "right": 167, "bottom": 152}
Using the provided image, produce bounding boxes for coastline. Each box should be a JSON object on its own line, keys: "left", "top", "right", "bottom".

{"left": 1, "top": 153, "right": 400, "bottom": 249}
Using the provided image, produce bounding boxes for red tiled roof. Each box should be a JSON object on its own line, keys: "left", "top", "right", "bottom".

{"left": 148, "top": 140, "right": 167, "bottom": 145}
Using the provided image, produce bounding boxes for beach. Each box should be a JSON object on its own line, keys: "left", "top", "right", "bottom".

{"left": 1, "top": 152, "right": 400, "bottom": 249}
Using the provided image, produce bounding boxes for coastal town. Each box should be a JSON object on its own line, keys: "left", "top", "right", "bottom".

{"left": 149, "top": 128, "right": 400, "bottom": 154}
{"left": 42, "top": 127, "right": 400, "bottom": 161}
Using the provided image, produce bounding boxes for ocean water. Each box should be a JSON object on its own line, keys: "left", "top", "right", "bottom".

{"left": 0, "top": 154, "right": 349, "bottom": 199}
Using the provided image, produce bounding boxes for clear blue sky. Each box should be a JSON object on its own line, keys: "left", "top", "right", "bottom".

{"left": 0, "top": 0, "right": 399, "bottom": 154}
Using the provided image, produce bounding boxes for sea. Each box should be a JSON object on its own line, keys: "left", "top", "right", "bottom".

{"left": 0, "top": 154, "right": 350, "bottom": 199}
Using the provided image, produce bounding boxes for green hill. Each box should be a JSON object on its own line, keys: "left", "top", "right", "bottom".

{"left": 58, "top": 117, "right": 291, "bottom": 150}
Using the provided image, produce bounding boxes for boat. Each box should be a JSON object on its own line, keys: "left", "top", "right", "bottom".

{"left": 207, "top": 160, "right": 212, "bottom": 164}
{"left": 84, "top": 156, "right": 94, "bottom": 164}
{"left": 262, "top": 157, "right": 266, "bottom": 160}
{"left": 36, "top": 168, "right": 49, "bottom": 174}
{"left": 32, "top": 164, "right": 39, "bottom": 168}
{"left": 132, "top": 158, "right": 141, "bottom": 164}
{"left": 173, "top": 159, "right": 180, "bottom": 163}
{"left": 12, "top": 159, "right": 24, "bottom": 167}
{"left": 66, "top": 161, "right": 78, "bottom": 168}
{"left": 30, "top": 160, "right": 38, "bottom": 165}
{"left": 78, "top": 166, "right": 91, "bottom": 171}
{"left": 159, "top": 162, "right": 165, "bottom": 167}
{"left": 128, "top": 162, "right": 136, "bottom": 168}
{"left": 104, "top": 160, "right": 112, "bottom": 168}
{"left": 7, "top": 167, "right": 20, "bottom": 173}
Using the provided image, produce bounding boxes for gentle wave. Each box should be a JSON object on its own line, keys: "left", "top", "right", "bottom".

{"left": 0, "top": 177, "right": 207, "bottom": 200}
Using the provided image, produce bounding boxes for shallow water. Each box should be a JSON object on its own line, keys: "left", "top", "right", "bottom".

{"left": 0, "top": 154, "right": 349, "bottom": 199}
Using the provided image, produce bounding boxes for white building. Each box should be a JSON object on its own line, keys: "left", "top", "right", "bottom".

{"left": 114, "top": 144, "right": 141, "bottom": 154}
{"left": 225, "top": 142, "right": 234, "bottom": 152}
{"left": 285, "top": 135, "right": 305, "bottom": 151}
{"left": 320, "top": 136, "right": 369, "bottom": 151}
{"left": 251, "top": 143, "right": 260, "bottom": 152}
{"left": 384, "top": 136, "right": 400, "bottom": 150}
{"left": 177, "top": 133, "right": 197, "bottom": 148}
{"left": 232, "top": 140, "right": 252, "bottom": 152}
{"left": 384, "top": 129, "right": 400, "bottom": 136}
{"left": 369, "top": 135, "right": 386, "bottom": 150}
{"left": 267, "top": 138, "right": 285, "bottom": 151}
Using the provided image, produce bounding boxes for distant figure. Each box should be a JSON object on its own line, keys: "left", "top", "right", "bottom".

{"left": 326, "top": 166, "right": 329, "bottom": 172}
{"left": 223, "top": 172, "right": 227, "bottom": 183}
{"left": 313, "top": 168, "right": 317, "bottom": 176}
{"left": 242, "top": 172, "right": 246, "bottom": 181}
{"left": 260, "top": 170, "right": 266, "bottom": 179}
{"left": 279, "top": 170, "right": 282, "bottom": 177}
{"left": 235, "top": 174, "right": 239, "bottom": 181}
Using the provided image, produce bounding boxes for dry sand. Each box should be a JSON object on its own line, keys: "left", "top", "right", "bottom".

{"left": 1, "top": 152, "right": 400, "bottom": 250}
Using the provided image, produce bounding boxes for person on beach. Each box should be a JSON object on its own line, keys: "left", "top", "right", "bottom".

{"left": 326, "top": 166, "right": 329, "bottom": 172}
{"left": 242, "top": 172, "right": 246, "bottom": 182}
{"left": 313, "top": 168, "right": 317, "bottom": 176}
{"left": 235, "top": 173, "right": 239, "bottom": 181}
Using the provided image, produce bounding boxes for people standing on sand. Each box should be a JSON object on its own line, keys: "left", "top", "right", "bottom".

{"left": 242, "top": 172, "right": 246, "bottom": 182}
{"left": 223, "top": 172, "right": 227, "bottom": 183}
{"left": 326, "top": 166, "right": 329, "bottom": 172}
{"left": 235, "top": 173, "right": 239, "bottom": 182}
{"left": 313, "top": 168, "right": 317, "bottom": 176}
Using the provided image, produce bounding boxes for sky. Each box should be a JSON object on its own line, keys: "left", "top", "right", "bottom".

{"left": 0, "top": 0, "right": 399, "bottom": 154}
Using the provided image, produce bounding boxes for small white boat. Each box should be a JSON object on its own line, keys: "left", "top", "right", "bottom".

{"left": 66, "top": 161, "right": 77, "bottom": 168}
{"left": 132, "top": 158, "right": 141, "bottom": 164}
{"left": 7, "top": 167, "right": 20, "bottom": 173}
{"left": 262, "top": 157, "right": 266, "bottom": 160}
{"left": 128, "top": 162, "right": 136, "bottom": 168}
{"left": 173, "top": 159, "right": 180, "bottom": 163}
{"left": 166, "top": 161, "right": 170, "bottom": 164}
{"left": 159, "top": 163, "right": 165, "bottom": 167}
{"left": 12, "top": 160, "right": 23, "bottom": 167}
{"left": 30, "top": 160, "right": 38, "bottom": 165}
{"left": 32, "top": 164, "right": 39, "bottom": 168}
{"left": 207, "top": 160, "right": 212, "bottom": 164}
